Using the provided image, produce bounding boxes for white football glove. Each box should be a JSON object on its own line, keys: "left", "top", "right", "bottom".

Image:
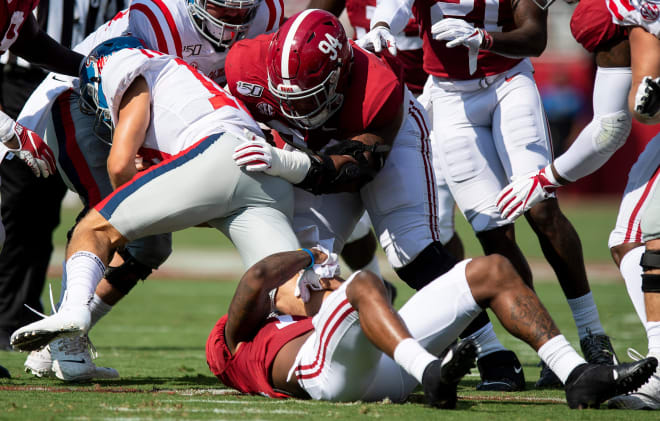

{"left": 432, "top": 18, "right": 489, "bottom": 75}
{"left": 294, "top": 243, "right": 340, "bottom": 303}
{"left": 0, "top": 111, "right": 56, "bottom": 178}
{"left": 496, "top": 165, "right": 561, "bottom": 223}
{"left": 356, "top": 25, "right": 397, "bottom": 56}
{"left": 232, "top": 129, "right": 310, "bottom": 184}
{"left": 634, "top": 76, "right": 660, "bottom": 120}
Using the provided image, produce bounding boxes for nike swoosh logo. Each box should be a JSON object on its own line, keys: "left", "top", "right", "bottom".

{"left": 60, "top": 359, "right": 87, "bottom": 364}
{"left": 514, "top": 366, "right": 523, "bottom": 374}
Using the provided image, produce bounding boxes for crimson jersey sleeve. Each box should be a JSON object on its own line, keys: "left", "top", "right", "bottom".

{"left": 336, "top": 42, "right": 404, "bottom": 138}
{"left": 225, "top": 33, "right": 283, "bottom": 124}
{"left": 0, "top": 0, "right": 39, "bottom": 54}
{"left": 206, "top": 314, "right": 314, "bottom": 398}
{"left": 571, "top": 0, "right": 628, "bottom": 53}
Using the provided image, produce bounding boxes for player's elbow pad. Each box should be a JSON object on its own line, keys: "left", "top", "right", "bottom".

{"left": 593, "top": 110, "right": 631, "bottom": 155}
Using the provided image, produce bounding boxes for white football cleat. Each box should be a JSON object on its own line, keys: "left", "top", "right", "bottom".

{"left": 24, "top": 346, "right": 54, "bottom": 378}
{"left": 10, "top": 305, "right": 91, "bottom": 352}
{"left": 51, "top": 335, "right": 119, "bottom": 381}
{"left": 24, "top": 335, "right": 119, "bottom": 381}
{"left": 608, "top": 349, "right": 660, "bottom": 410}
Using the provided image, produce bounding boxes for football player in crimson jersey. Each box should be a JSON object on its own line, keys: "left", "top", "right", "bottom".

{"left": 207, "top": 247, "right": 657, "bottom": 409}
{"left": 10, "top": 37, "right": 300, "bottom": 360}
{"left": 228, "top": 11, "right": 466, "bottom": 317}
{"left": 603, "top": 0, "right": 660, "bottom": 409}
{"left": 309, "top": 0, "right": 466, "bottom": 274}
{"left": 361, "top": 0, "right": 618, "bottom": 386}
{"left": 309, "top": 0, "right": 532, "bottom": 392}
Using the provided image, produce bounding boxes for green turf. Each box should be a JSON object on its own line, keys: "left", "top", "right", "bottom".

{"left": 0, "top": 277, "right": 652, "bottom": 420}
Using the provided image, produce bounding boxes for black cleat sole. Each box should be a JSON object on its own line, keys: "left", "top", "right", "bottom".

{"left": 11, "top": 329, "right": 80, "bottom": 352}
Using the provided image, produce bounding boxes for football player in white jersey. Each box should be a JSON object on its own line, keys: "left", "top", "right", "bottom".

{"left": 17, "top": 0, "right": 284, "bottom": 382}
{"left": 10, "top": 36, "right": 300, "bottom": 356}
{"left": 605, "top": 0, "right": 660, "bottom": 409}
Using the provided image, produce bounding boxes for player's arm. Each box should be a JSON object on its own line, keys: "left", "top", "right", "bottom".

{"left": 628, "top": 26, "right": 660, "bottom": 124}
{"left": 9, "top": 14, "right": 84, "bottom": 77}
{"left": 488, "top": 0, "right": 547, "bottom": 57}
{"left": 107, "top": 77, "right": 150, "bottom": 189}
{"left": 224, "top": 248, "right": 327, "bottom": 354}
{"left": 308, "top": 0, "right": 345, "bottom": 17}
{"left": 296, "top": 92, "right": 404, "bottom": 194}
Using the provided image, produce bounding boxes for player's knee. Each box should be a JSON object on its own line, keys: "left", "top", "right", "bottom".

{"left": 593, "top": 111, "right": 631, "bottom": 154}
{"left": 104, "top": 249, "right": 154, "bottom": 295}
{"left": 610, "top": 242, "right": 641, "bottom": 267}
{"left": 486, "top": 254, "right": 520, "bottom": 289}
{"left": 346, "top": 271, "right": 386, "bottom": 308}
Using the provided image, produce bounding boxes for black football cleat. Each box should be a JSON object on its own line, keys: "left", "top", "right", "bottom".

{"left": 580, "top": 329, "right": 618, "bottom": 365}
{"left": 535, "top": 360, "right": 563, "bottom": 389}
{"left": 565, "top": 357, "right": 658, "bottom": 409}
{"left": 422, "top": 339, "right": 477, "bottom": 409}
{"left": 476, "top": 350, "right": 526, "bottom": 391}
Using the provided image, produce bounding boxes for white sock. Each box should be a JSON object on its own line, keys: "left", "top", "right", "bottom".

{"left": 567, "top": 292, "right": 605, "bottom": 338}
{"left": 393, "top": 338, "right": 438, "bottom": 384}
{"left": 621, "top": 246, "right": 647, "bottom": 325}
{"left": 466, "top": 322, "right": 506, "bottom": 358}
{"left": 537, "top": 335, "right": 586, "bottom": 384}
{"left": 89, "top": 294, "right": 113, "bottom": 328}
{"left": 646, "top": 321, "right": 660, "bottom": 356}
{"left": 63, "top": 251, "right": 106, "bottom": 309}
{"left": 360, "top": 255, "right": 383, "bottom": 279}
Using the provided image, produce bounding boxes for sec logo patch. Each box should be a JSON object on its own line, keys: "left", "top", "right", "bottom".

{"left": 257, "top": 102, "right": 275, "bottom": 117}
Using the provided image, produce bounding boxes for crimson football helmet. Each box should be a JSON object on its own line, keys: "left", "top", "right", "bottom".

{"left": 267, "top": 9, "right": 352, "bottom": 130}
{"left": 187, "top": 0, "right": 261, "bottom": 50}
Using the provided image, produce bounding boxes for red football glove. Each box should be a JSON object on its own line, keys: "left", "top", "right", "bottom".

{"left": 13, "top": 122, "right": 57, "bottom": 177}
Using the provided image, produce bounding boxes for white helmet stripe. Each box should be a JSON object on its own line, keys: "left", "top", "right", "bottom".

{"left": 280, "top": 9, "right": 316, "bottom": 85}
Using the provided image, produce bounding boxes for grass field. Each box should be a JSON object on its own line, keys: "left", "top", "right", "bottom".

{"left": 0, "top": 198, "right": 654, "bottom": 419}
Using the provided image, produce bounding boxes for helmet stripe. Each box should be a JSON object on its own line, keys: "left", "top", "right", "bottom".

{"left": 280, "top": 9, "right": 315, "bottom": 84}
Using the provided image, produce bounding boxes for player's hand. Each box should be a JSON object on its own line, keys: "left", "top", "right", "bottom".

{"left": 12, "top": 123, "right": 56, "bottom": 177}
{"left": 432, "top": 18, "right": 490, "bottom": 75}
{"left": 356, "top": 24, "right": 397, "bottom": 56}
{"left": 295, "top": 244, "right": 340, "bottom": 303}
{"left": 634, "top": 76, "right": 660, "bottom": 120}
{"left": 232, "top": 130, "right": 274, "bottom": 172}
{"left": 496, "top": 166, "right": 561, "bottom": 223}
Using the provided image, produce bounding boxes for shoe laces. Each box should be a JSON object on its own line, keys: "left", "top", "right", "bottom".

{"left": 24, "top": 283, "right": 59, "bottom": 319}
{"left": 55, "top": 334, "right": 97, "bottom": 359}
{"left": 581, "top": 328, "right": 616, "bottom": 364}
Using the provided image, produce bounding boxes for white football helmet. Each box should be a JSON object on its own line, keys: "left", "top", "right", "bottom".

{"left": 187, "top": 0, "right": 261, "bottom": 50}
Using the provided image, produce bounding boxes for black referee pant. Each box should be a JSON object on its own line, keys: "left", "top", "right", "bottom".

{"left": 0, "top": 65, "right": 67, "bottom": 349}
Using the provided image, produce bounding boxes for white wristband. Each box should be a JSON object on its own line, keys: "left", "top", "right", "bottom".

{"left": 269, "top": 148, "right": 312, "bottom": 184}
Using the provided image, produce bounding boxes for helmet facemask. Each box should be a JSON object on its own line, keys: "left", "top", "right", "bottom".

{"left": 79, "top": 58, "right": 113, "bottom": 145}
{"left": 187, "top": 0, "right": 260, "bottom": 50}
{"left": 269, "top": 67, "right": 345, "bottom": 130}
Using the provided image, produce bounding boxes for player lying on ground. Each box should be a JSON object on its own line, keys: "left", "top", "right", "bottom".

{"left": 206, "top": 248, "right": 658, "bottom": 409}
